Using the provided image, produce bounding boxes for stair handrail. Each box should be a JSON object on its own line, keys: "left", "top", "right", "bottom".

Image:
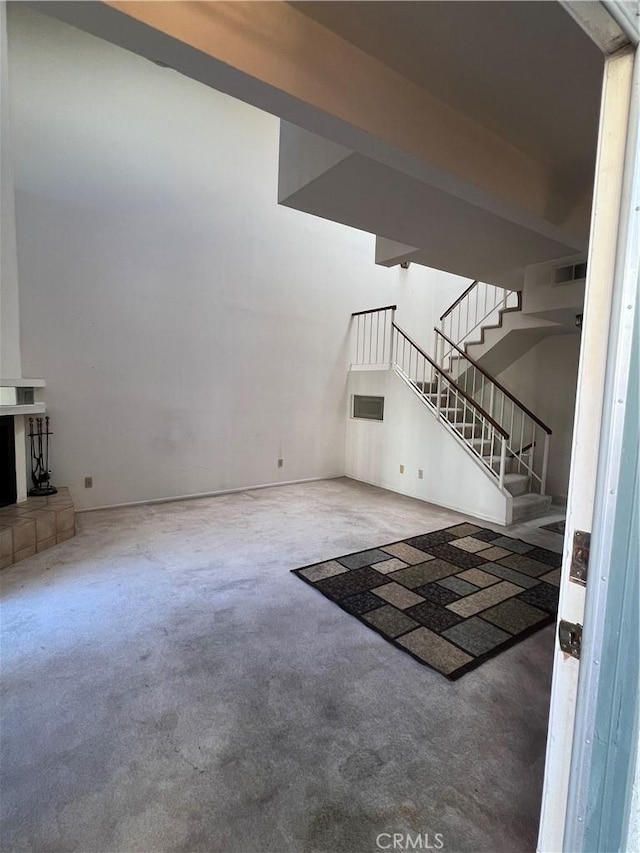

{"left": 439, "top": 280, "right": 478, "bottom": 322}
{"left": 351, "top": 304, "right": 397, "bottom": 317}
{"left": 393, "top": 322, "right": 508, "bottom": 438}
{"left": 439, "top": 279, "right": 521, "bottom": 349}
{"left": 434, "top": 328, "right": 552, "bottom": 435}
{"left": 350, "top": 305, "right": 397, "bottom": 366}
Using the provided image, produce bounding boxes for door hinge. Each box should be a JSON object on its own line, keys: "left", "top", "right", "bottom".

{"left": 559, "top": 620, "right": 583, "bottom": 659}
{"left": 570, "top": 529, "right": 590, "bottom": 586}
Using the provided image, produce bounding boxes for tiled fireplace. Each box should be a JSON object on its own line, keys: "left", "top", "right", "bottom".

{"left": 0, "top": 380, "right": 76, "bottom": 569}
{"left": 0, "top": 488, "right": 76, "bottom": 569}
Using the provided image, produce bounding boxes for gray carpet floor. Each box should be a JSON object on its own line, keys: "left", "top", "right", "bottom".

{"left": 0, "top": 478, "right": 559, "bottom": 852}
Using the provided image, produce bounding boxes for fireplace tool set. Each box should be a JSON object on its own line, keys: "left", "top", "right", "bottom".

{"left": 28, "top": 416, "right": 57, "bottom": 497}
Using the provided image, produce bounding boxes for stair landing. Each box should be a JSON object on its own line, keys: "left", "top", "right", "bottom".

{"left": 512, "top": 492, "right": 553, "bottom": 523}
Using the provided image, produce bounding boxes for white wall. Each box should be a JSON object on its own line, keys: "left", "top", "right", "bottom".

{"left": 0, "top": 3, "right": 21, "bottom": 381}
{"left": 522, "top": 253, "right": 586, "bottom": 327}
{"left": 8, "top": 6, "right": 464, "bottom": 510}
{"left": 495, "top": 334, "right": 581, "bottom": 501}
{"left": 345, "top": 369, "right": 509, "bottom": 524}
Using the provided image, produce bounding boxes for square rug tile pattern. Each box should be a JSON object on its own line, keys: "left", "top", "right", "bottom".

{"left": 540, "top": 519, "right": 566, "bottom": 536}
{"left": 292, "top": 523, "right": 560, "bottom": 679}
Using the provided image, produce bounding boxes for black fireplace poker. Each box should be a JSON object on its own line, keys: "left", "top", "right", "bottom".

{"left": 28, "top": 416, "right": 58, "bottom": 497}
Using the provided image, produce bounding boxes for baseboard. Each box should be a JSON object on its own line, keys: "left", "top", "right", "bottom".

{"left": 343, "top": 475, "right": 508, "bottom": 526}
{"left": 77, "top": 475, "right": 345, "bottom": 513}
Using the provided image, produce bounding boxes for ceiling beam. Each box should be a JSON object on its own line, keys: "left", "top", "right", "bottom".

{"left": 31, "top": 0, "right": 588, "bottom": 251}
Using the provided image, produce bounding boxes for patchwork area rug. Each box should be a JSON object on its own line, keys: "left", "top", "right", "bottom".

{"left": 540, "top": 519, "right": 566, "bottom": 535}
{"left": 292, "top": 523, "right": 561, "bottom": 679}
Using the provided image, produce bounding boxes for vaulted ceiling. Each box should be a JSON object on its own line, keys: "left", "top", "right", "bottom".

{"left": 28, "top": 1, "right": 607, "bottom": 284}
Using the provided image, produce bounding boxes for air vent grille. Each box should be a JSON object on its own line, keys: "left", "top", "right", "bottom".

{"left": 353, "top": 395, "right": 384, "bottom": 421}
{"left": 554, "top": 261, "right": 587, "bottom": 286}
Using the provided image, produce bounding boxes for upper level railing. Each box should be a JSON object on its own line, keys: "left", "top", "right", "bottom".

{"left": 434, "top": 328, "right": 551, "bottom": 494}
{"left": 440, "top": 280, "right": 520, "bottom": 348}
{"left": 351, "top": 307, "right": 510, "bottom": 488}
{"left": 351, "top": 305, "right": 397, "bottom": 367}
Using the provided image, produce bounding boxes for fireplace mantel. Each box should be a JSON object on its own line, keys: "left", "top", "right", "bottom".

{"left": 0, "top": 378, "right": 46, "bottom": 416}
{"left": 0, "top": 379, "right": 47, "bottom": 504}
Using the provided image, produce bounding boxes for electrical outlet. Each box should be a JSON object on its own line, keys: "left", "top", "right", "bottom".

{"left": 399, "top": 464, "right": 405, "bottom": 474}
{"left": 418, "top": 469, "right": 424, "bottom": 479}
{"left": 277, "top": 458, "right": 284, "bottom": 468}
{"left": 84, "top": 477, "right": 93, "bottom": 488}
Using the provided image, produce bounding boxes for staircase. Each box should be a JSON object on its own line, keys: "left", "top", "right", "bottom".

{"left": 351, "top": 292, "right": 554, "bottom": 524}
{"left": 441, "top": 279, "right": 562, "bottom": 380}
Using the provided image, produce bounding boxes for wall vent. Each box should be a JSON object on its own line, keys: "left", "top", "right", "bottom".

{"left": 553, "top": 261, "right": 587, "bottom": 286}
{"left": 352, "top": 395, "right": 384, "bottom": 421}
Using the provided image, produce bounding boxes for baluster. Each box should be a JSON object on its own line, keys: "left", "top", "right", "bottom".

{"left": 498, "top": 435, "right": 507, "bottom": 489}
{"left": 465, "top": 295, "right": 470, "bottom": 342}
{"left": 376, "top": 312, "right": 380, "bottom": 363}
{"left": 363, "top": 315, "right": 367, "bottom": 364}
{"left": 474, "top": 285, "right": 479, "bottom": 332}
{"left": 509, "top": 402, "right": 515, "bottom": 452}
{"left": 354, "top": 315, "right": 359, "bottom": 364}
{"left": 541, "top": 431, "right": 550, "bottom": 496}
{"left": 382, "top": 311, "right": 387, "bottom": 364}
{"left": 390, "top": 310, "right": 396, "bottom": 367}
{"left": 362, "top": 314, "right": 366, "bottom": 364}
{"left": 531, "top": 424, "right": 537, "bottom": 488}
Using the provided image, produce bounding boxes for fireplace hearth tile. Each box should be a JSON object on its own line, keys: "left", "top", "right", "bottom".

{"left": 0, "top": 487, "right": 76, "bottom": 569}
{"left": 55, "top": 507, "right": 75, "bottom": 533}
{"left": 1, "top": 527, "right": 13, "bottom": 558}
{"left": 57, "top": 528, "right": 75, "bottom": 545}
{"left": 0, "top": 507, "right": 22, "bottom": 521}
{"left": 12, "top": 520, "right": 36, "bottom": 552}
{"left": 14, "top": 544, "right": 36, "bottom": 563}
{"left": 37, "top": 535, "right": 57, "bottom": 553}
{"left": 47, "top": 493, "right": 73, "bottom": 509}
{"left": 30, "top": 510, "right": 57, "bottom": 542}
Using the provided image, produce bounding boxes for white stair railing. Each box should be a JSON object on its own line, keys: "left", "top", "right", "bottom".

{"left": 435, "top": 328, "right": 551, "bottom": 495}
{"left": 351, "top": 305, "right": 397, "bottom": 367}
{"left": 351, "top": 307, "right": 509, "bottom": 489}
{"left": 439, "top": 280, "right": 520, "bottom": 350}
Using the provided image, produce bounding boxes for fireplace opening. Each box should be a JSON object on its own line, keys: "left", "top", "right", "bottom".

{"left": 0, "top": 416, "right": 18, "bottom": 507}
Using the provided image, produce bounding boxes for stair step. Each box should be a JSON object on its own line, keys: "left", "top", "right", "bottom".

{"left": 485, "top": 454, "right": 518, "bottom": 475}
{"left": 452, "top": 421, "right": 482, "bottom": 439}
{"left": 511, "top": 493, "right": 553, "bottom": 523}
{"left": 469, "top": 437, "right": 498, "bottom": 455}
{"left": 503, "top": 473, "right": 529, "bottom": 497}
{"left": 426, "top": 394, "right": 460, "bottom": 407}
